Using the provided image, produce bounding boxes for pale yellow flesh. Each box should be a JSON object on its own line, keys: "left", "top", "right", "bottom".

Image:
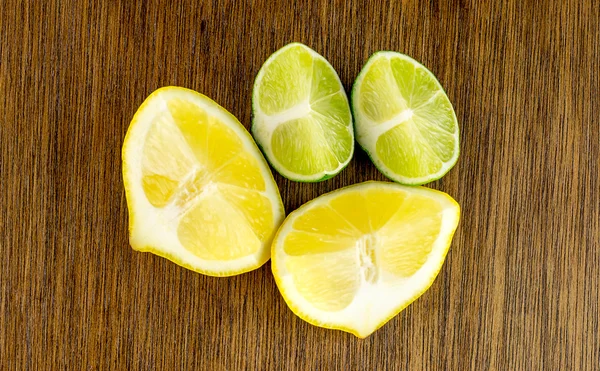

{"left": 272, "top": 182, "right": 460, "bottom": 337}
{"left": 123, "top": 87, "right": 284, "bottom": 276}
{"left": 285, "top": 188, "right": 442, "bottom": 302}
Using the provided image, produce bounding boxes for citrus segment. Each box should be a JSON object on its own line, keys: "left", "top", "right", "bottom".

{"left": 285, "top": 249, "right": 360, "bottom": 312}
{"left": 218, "top": 185, "right": 274, "bottom": 242}
{"left": 376, "top": 123, "right": 444, "bottom": 178}
{"left": 271, "top": 117, "right": 339, "bottom": 176}
{"left": 177, "top": 193, "right": 261, "bottom": 260}
{"left": 257, "top": 44, "right": 313, "bottom": 115}
{"left": 282, "top": 231, "right": 356, "bottom": 256}
{"left": 291, "top": 204, "right": 358, "bottom": 237}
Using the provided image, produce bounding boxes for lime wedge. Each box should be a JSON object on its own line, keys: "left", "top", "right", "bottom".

{"left": 252, "top": 43, "right": 354, "bottom": 182}
{"left": 351, "top": 52, "right": 459, "bottom": 185}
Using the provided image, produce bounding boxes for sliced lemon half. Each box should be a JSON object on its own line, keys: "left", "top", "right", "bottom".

{"left": 271, "top": 181, "right": 460, "bottom": 337}
{"left": 122, "top": 87, "right": 284, "bottom": 276}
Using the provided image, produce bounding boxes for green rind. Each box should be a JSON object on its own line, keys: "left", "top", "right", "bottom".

{"left": 251, "top": 42, "right": 354, "bottom": 183}
{"left": 350, "top": 51, "right": 460, "bottom": 186}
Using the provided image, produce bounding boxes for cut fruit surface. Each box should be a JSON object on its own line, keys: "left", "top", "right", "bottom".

{"left": 252, "top": 42, "right": 354, "bottom": 182}
{"left": 351, "top": 52, "right": 460, "bottom": 185}
{"left": 122, "top": 87, "right": 284, "bottom": 276}
{"left": 271, "top": 181, "right": 460, "bottom": 337}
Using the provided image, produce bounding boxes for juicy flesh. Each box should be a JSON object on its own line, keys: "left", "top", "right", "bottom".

{"left": 258, "top": 45, "right": 352, "bottom": 175}
{"left": 358, "top": 56, "right": 457, "bottom": 178}
{"left": 141, "top": 99, "right": 274, "bottom": 260}
{"left": 283, "top": 187, "right": 443, "bottom": 312}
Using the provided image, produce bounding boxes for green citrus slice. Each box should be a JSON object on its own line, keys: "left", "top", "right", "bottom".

{"left": 352, "top": 52, "right": 460, "bottom": 185}
{"left": 252, "top": 43, "right": 354, "bottom": 182}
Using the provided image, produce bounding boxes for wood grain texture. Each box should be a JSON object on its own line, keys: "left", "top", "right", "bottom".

{"left": 1, "top": 0, "right": 599, "bottom": 369}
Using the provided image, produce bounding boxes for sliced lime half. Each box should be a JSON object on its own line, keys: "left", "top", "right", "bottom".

{"left": 351, "top": 52, "right": 459, "bottom": 185}
{"left": 252, "top": 43, "right": 354, "bottom": 182}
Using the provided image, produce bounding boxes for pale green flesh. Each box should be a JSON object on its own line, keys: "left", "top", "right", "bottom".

{"left": 355, "top": 54, "right": 458, "bottom": 182}
{"left": 254, "top": 44, "right": 353, "bottom": 179}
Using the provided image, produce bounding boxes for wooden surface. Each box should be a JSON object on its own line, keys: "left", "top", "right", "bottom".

{"left": 1, "top": 0, "right": 599, "bottom": 369}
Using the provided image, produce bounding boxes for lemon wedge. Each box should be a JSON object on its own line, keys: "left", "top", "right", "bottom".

{"left": 122, "top": 87, "right": 284, "bottom": 276}
{"left": 271, "top": 181, "right": 459, "bottom": 337}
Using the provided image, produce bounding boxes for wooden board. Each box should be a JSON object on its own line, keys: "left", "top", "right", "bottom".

{"left": 1, "top": 0, "right": 599, "bottom": 369}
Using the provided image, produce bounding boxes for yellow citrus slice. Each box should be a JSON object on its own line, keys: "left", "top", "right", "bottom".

{"left": 122, "top": 87, "right": 284, "bottom": 276}
{"left": 271, "top": 181, "right": 460, "bottom": 337}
